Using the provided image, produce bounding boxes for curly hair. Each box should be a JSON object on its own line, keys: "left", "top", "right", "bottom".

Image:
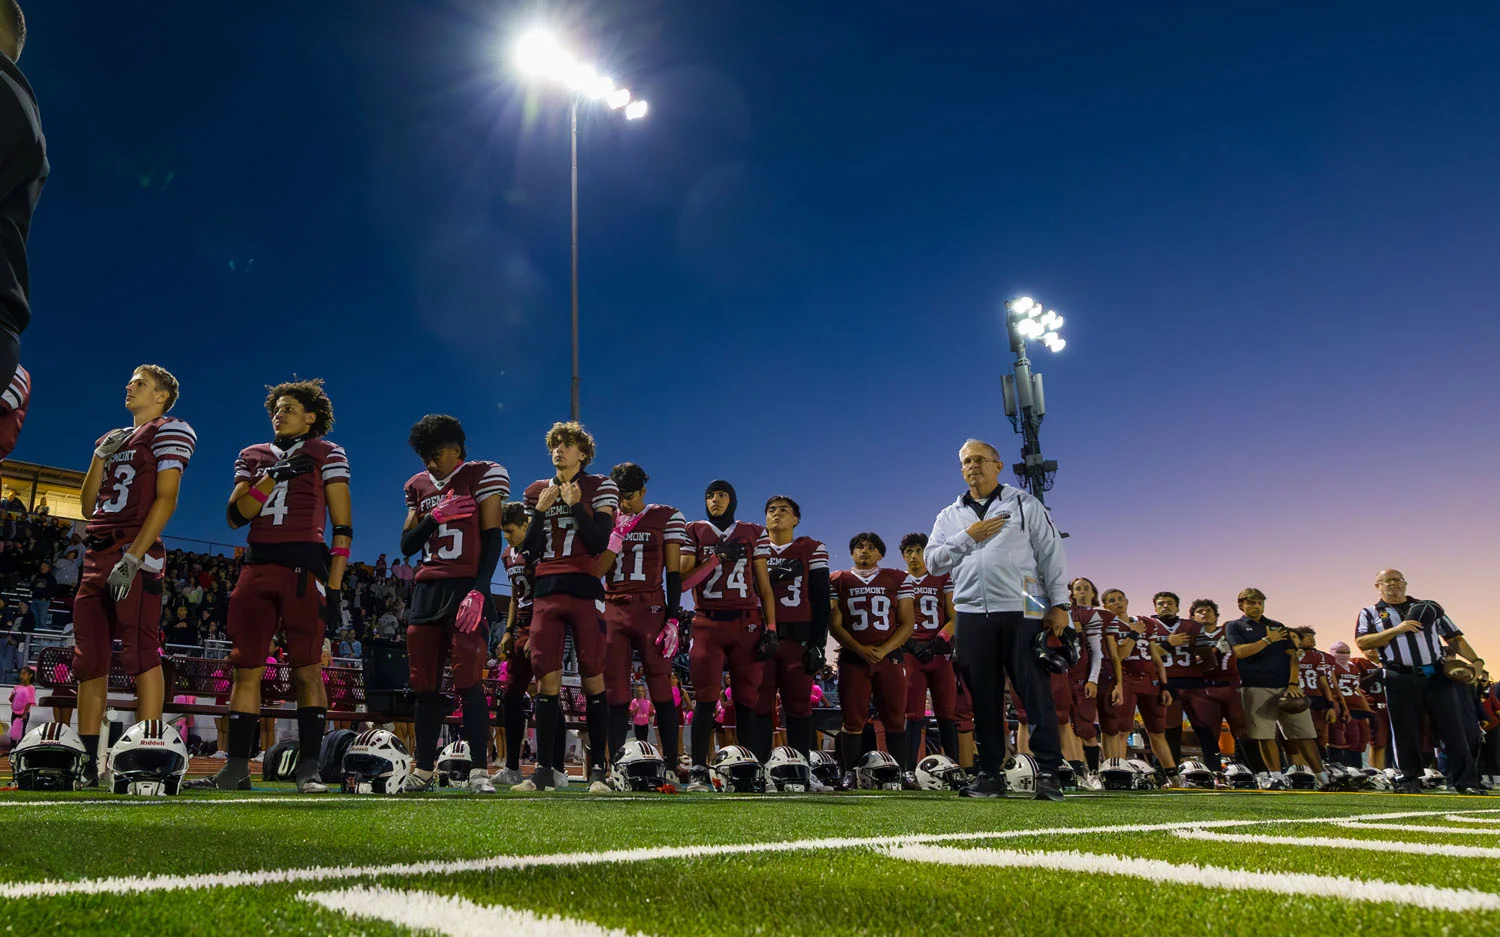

{"left": 611, "top": 462, "right": 649, "bottom": 495}
{"left": 264, "top": 378, "right": 335, "bottom": 437}
{"left": 134, "top": 364, "right": 181, "bottom": 412}
{"left": 501, "top": 501, "right": 528, "bottom": 528}
{"left": 1188, "top": 598, "right": 1220, "bottom": 618}
{"left": 408, "top": 414, "right": 466, "bottom": 461}
{"left": 545, "top": 420, "right": 595, "bottom": 468}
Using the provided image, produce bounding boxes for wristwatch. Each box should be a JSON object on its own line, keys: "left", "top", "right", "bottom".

{"left": 1053, "top": 602, "right": 1073, "bottom": 611}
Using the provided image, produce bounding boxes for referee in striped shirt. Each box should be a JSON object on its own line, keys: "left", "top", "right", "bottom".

{"left": 1355, "top": 569, "right": 1487, "bottom": 795}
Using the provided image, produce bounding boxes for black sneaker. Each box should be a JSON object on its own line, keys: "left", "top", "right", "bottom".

{"left": 184, "top": 769, "right": 253, "bottom": 792}
{"left": 77, "top": 766, "right": 99, "bottom": 790}
{"left": 1034, "top": 772, "right": 1065, "bottom": 802}
{"left": 1457, "top": 786, "right": 1488, "bottom": 797}
{"left": 1393, "top": 779, "right": 1422, "bottom": 795}
{"left": 959, "top": 771, "right": 1007, "bottom": 798}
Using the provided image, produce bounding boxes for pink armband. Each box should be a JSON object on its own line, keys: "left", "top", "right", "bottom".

{"left": 247, "top": 486, "right": 269, "bottom": 504}
{"left": 330, "top": 547, "right": 351, "bottom": 558}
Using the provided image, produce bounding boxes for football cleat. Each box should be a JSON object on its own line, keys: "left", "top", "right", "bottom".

{"left": 588, "top": 766, "right": 611, "bottom": 794}
{"left": 710, "top": 745, "right": 766, "bottom": 793}
{"left": 489, "top": 766, "right": 524, "bottom": 787}
{"left": 342, "top": 730, "right": 415, "bottom": 794}
{"left": 607, "top": 740, "right": 671, "bottom": 792}
{"left": 959, "top": 771, "right": 1007, "bottom": 798}
{"left": 915, "top": 753, "right": 969, "bottom": 791}
{"left": 109, "top": 720, "right": 189, "bottom": 796}
{"left": 10, "top": 722, "right": 89, "bottom": 791}
{"left": 295, "top": 774, "right": 328, "bottom": 794}
{"left": 853, "top": 750, "right": 903, "bottom": 791}
{"left": 468, "top": 768, "right": 496, "bottom": 794}
{"left": 1177, "top": 760, "right": 1217, "bottom": 790}
{"left": 1421, "top": 767, "right": 1449, "bottom": 791}
{"left": 1078, "top": 770, "right": 1105, "bottom": 791}
{"left": 764, "top": 746, "right": 813, "bottom": 793}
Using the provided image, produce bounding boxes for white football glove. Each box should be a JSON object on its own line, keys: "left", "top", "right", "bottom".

{"left": 95, "top": 427, "right": 134, "bottom": 460}
{"left": 108, "top": 553, "right": 144, "bottom": 601}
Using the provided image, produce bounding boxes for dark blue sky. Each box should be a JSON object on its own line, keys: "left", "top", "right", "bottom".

{"left": 14, "top": 2, "right": 1500, "bottom": 647}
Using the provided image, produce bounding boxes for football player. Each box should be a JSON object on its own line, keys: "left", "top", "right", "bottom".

{"left": 188, "top": 379, "right": 350, "bottom": 792}
{"left": 74, "top": 365, "right": 194, "bottom": 786}
{"left": 898, "top": 532, "right": 958, "bottom": 768}
{"left": 1355, "top": 647, "right": 1389, "bottom": 769}
{"left": 1328, "top": 641, "right": 1371, "bottom": 768}
{"left": 515, "top": 421, "right": 617, "bottom": 792}
{"left": 1294, "top": 627, "right": 1345, "bottom": 766}
{"left": 1099, "top": 589, "right": 1178, "bottom": 782}
{"left": 755, "top": 495, "right": 831, "bottom": 761}
{"left": 830, "top": 532, "right": 915, "bottom": 784}
{"left": 594, "top": 462, "right": 686, "bottom": 772}
{"left": 0, "top": 2, "right": 45, "bottom": 464}
{"left": 398, "top": 415, "right": 509, "bottom": 793}
{"left": 680, "top": 480, "right": 777, "bottom": 789}
{"left": 1060, "top": 577, "right": 1109, "bottom": 779}
{"left": 1184, "top": 598, "right": 1253, "bottom": 771}
{"left": 1154, "top": 591, "right": 1213, "bottom": 764}
{"left": 494, "top": 501, "right": 561, "bottom": 786}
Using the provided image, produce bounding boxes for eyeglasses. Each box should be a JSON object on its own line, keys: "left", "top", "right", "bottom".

{"left": 1376, "top": 578, "right": 1406, "bottom": 586}
{"left": 961, "top": 456, "right": 997, "bottom": 467}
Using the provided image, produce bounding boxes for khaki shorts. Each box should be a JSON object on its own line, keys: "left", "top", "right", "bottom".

{"left": 1241, "top": 686, "right": 1316, "bottom": 741}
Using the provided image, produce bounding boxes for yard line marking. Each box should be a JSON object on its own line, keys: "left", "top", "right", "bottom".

{"left": 1444, "top": 814, "right": 1500, "bottom": 824}
{"left": 304, "top": 886, "right": 640, "bottom": 937}
{"left": 1172, "top": 828, "right": 1500, "bottom": 859}
{"left": 884, "top": 844, "right": 1500, "bottom": 912}
{"left": 0, "top": 807, "right": 1476, "bottom": 901}
{"left": 1336, "top": 820, "right": 1500, "bottom": 836}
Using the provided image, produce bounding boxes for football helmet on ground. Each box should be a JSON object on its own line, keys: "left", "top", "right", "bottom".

{"left": 1176, "top": 760, "right": 1216, "bottom": 789}
{"left": 1284, "top": 764, "right": 1318, "bottom": 790}
{"left": 808, "top": 749, "right": 841, "bottom": 788}
{"left": 854, "top": 750, "right": 903, "bottom": 791}
{"left": 1222, "top": 761, "right": 1257, "bottom": 790}
{"left": 764, "top": 746, "right": 813, "bottom": 793}
{"left": 1099, "top": 757, "right": 1137, "bottom": 791}
{"left": 608, "top": 739, "right": 671, "bottom": 792}
{"left": 709, "top": 745, "right": 765, "bottom": 793}
{"left": 108, "top": 720, "right": 189, "bottom": 796}
{"left": 437, "top": 740, "right": 473, "bottom": 788}
{"left": 915, "top": 753, "right": 969, "bottom": 791}
{"left": 1002, "top": 753, "right": 1041, "bottom": 796}
{"left": 10, "top": 722, "right": 88, "bottom": 791}
{"left": 341, "top": 729, "right": 413, "bottom": 794}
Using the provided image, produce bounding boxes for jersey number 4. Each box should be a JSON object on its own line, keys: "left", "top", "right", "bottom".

{"left": 259, "top": 483, "right": 290, "bottom": 526}
{"left": 701, "top": 558, "right": 748, "bottom": 600}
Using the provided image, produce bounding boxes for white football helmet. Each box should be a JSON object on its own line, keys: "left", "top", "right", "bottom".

{"left": 1099, "top": 757, "right": 1137, "bottom": 791}
{"left": 1177, "top": 760, "right": 1216, "bottom": 789}
{"left": 1222, "top": 761, "right": 1257, "bottom": 790}
{"left": 1126, "top": 758, "right": 1159, "bottom": 790}
{"left": 10, "top": 722, "right": 89, "bottom": 791}
{"left": 915, "top": 753, "right": 968, "bottom": 791}
{"left": 1284, "top": 763, "right": 1318, "bottom": 790}
{"left": 709, "top": 745, "right": 765, "bottom": 793}
{"left": 808, "top": 749, "right": 842, "bottom": 787}
{"left": 1002, "top": 753, "right": 1040, "bottom": 796}
{"left": 1420, "top": 767, "right": 1448, "bottom": 791}
{"left": 764, "top": 746, "right": 812, "bottom": 792}
{"left": 436, "top": 740, "right": 473, "bottom": 788}
{"left": 1363, "top": 767, "right": 1395, "bottom": 792}
{"left": 854, "top": 750, "right": 903, "bottom": 791}
{"left": 108, "top": 720, "right": 189, "bottom": 796}
{"left": 608, "top": 739, "right": 670, "bottom": 792}
{"left": 341, "top": 729, "right": 413, "bottom": 794}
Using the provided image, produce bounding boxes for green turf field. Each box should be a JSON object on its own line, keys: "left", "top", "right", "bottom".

{"left": 2, "top": 788, "right": 1497, "bottom": 935}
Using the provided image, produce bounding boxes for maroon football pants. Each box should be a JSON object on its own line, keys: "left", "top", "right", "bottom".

{"left": 756, "top": 637, "right": 814, "bottom": 719}
{"left": 1051, "top": 673, "right": 1099, "bottom": 740}
{"left": 689, "top": 613, "right": 763, "bottom": 709}
{"left": 602, "top": 594, "right": 673, "bottom": 705}
{"left": 904, "top": 653, "right": 958, "bottom": 721}
{"left": 838, "top": 649, "right": 907, "bottom": 734}
{"left": 1180, "top": 684, "right": 1247, "bottom": 739}
{"left": 1102, "top": 670, "right": 1168, "bottom": 734}
{"left": 407, "top": 611, "right": 487, "bottom": 694}
{"left": 227, "top": 563, "right": 326, "bottom": 668}
{"left": 502, "top": 620, "right": 533, "bottom": 696}
{"left": 530, "top": 594, "right": 607, "bottom": 678}
{"left": 73, "top": 539, "right": 166, "bottom": 680}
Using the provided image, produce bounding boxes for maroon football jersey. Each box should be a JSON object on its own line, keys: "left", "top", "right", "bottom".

{"left": 87, "top": 416, "right": 197, "bottom": 537}
{"left": 831, "top": 567, "right": 916, "bottom": 647}
{"left": 404, "top": 460, "right": 510, "bottom": 582}
{"left": 759, "top": 535, "right": 829, "bottom": 624}
{"left": 523, "top": 473, "right": 620, "bottom": 578}
{"left": 685, "top": 520, "right": 769, "bottom": 612}
{"left": 503, "top": 545, "right": 534, "bottom": 621}
{"left": 605, "top": 504, "right": 687, "bottom": 599}
{"left": 1298, "top": 649, "right": 1337, "bottom": 698}
{"left": 1110, "top": 615, "right": 1164, "bottom": 676}
{"left": 908, "top": 572, "right": 953, "bottom": 640}
{"left": 234, "top": 437, "right": 349, "bottom": 544}
{"left": 1157, "top": 617, "right": 1213, "bottom": 680}
{"left": 1067, "top": 606, "right": 1111, "bottom": 681}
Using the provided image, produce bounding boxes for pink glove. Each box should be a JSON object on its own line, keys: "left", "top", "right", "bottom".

{"left": 607, "top": 528, "right": 627, "bottom": 555}
{"left": 455, "top": 590, "right": 487, "bottom": 634}
{"left": 655, "top": 617, "right": 680, "bottom": 658}
{"left": 431, "top": 493, "right": 477, "bottom": 524}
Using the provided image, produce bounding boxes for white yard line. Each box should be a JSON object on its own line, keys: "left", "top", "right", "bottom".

{"left": 884, "top": 844, "right": 1500, "bottom": 911}
{"left": 304, "top": 886, "right": 641, "bottom": 937}
{"left": 1172, "top": 828, "right": 1500, "bottom": 859}
{"left": 0, "top": 807, "right": 1477, "bottom": 901}
{"left": 1336, "top": 820, "right": 1500, "bottom": 836}
{"left": 1443, "top": 814, "right": 1500, "bottom": 824}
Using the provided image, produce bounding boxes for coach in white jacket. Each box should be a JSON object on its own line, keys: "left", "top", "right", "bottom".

{"left": 925, "top": 439, "right": 1069, "bottom": 799}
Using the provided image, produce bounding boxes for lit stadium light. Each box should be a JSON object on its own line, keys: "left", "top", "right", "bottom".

{"left": 1007, "top": 296, "right": 1036, "bottom": 317}
{"left": 607, "top": 87, "right": 631, "bottom": 110}
{"left": 624, "top": 99, "right": 649, "bottom": 120}
{"left": 1006, "top": 295, "right": 1066, "bottom": 353}
{"left": 514, "top": 30, "right": 649, "bottom": 121}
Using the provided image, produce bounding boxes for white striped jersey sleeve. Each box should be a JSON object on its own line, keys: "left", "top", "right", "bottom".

{"left": 152, "top": 418, "right": 197, "bottom": 474}
{"left": 898, "top": 574, "right": 917, "bottom": 601}
{"left": 663, "top": 509, "right": 688, "bottom": 544}
{"left": 1, "top": 364, "right": 29, "bottom": 412}
{"left": 591, "top": 476, "right": 620, "bottom": 511}
{"left": 808, "top": 541, "right": 830, "bottom": 571}
{"left": 475, "top": 462, "right": 510, "bottom": 503}
{"left": 233, "top": 450, "right": 256, "bottom": 486}
{"left": 321, "top": 444, "right": 351, "bottom": 484}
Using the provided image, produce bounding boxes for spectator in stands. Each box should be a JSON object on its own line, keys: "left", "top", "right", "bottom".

{"left": 3, "top": 488, "right": 23, "bottom": 512}
{"left": 53, "top": 533, "right": 83, "bottom": 588}
{"left": 0, "top": 595, "right": 14, "bottom": 630}
{"left": 9, "top": 665, "right": 35, "bottom": 743}
{"left": 0, "top": 632, "right": 19, "bottom": 682}
{"left": 393, "top": 556, "right": 413, "bottom": 585}
{"left": 338, "top": 628, "right": 356, "bottom": 658}
{"left": 168, "top": 606, "right": 197, "bottom": 648}
{"left": 26, "top": 559, "right": 53, "bottom": 630}
{"left": 34, "top": 494, "right": 48, "bottom": 516}
{"left": 375, "top": 604, "right": 399, "bottom": 640}
{"left": 375, "top": 552, "right": 387, "bottom": 578}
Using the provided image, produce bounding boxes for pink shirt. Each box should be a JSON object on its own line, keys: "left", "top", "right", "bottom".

{"left": 10, "top": 683, "right": 35, "bottom": 716}
{"left": 809, "top": 684, "right": 825, "bottom": 707}
{"left": 629, "top": 698, "right": 653, "bottom": 725}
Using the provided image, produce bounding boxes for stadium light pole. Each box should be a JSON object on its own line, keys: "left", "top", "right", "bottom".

{"left": 515, "top": 30, "right": 649, "bottom": 422}
{"left": 1001, "top": 297, "right": 1066, "bottom": 505}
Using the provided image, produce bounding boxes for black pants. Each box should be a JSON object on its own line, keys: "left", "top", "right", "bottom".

{"left": 954, "top": 610, "right": 1062, "bottom": 773}
{"left": 1386, "top": 670, "right": 1480, "bottom": 788}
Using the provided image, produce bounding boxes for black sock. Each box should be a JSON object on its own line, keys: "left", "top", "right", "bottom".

{"left": 861, "top": 723, "right": 877, "bottom": 756}
{"left": 553, "top": 713, "right": 567, "bottom": 773}
{"left": 1191, "top": 726, "right": 1222, "bottom": 767}
{"left": 534, "top": 694, "right": 560, "bottom": 782}
{"left": 905, "top": 719, "right": 925, "bottom": 768}
{"left": 974, "top": 722, "right": 1004, "bottom": 775}
{"left": 735, "top": 703, "right": 761, "bottom": 760}
{"left": 584, "top": 691, "right": 609, "bottom": 773}
{"left": 226, "top": 710, "right": 258, "bottom": 775}
{"left": 608, "top": 704, "right": 630, "bottom": 759}
{"left": 1084, "top": 745, "right": 1101, "bottom": 773}
{"left": 413, "top": 691, "right": 445, "bottom": 771}
{"left": 692, "top": 702, "right": 717, "bottom": 766}
{"left": 886, "top": 730, "right": 909, "bottom": 772}
{"left": 836, "top": 732, "right": 861, "bottom": 772}
{"left": 1069, "top": 759, "right": 1087, "bottom": 779}
{"left": 1165, "top": 727, "right": 1183, "bottom": 764}
{"left": 296, "top": 706, "right": 327, "bottom": 770}
{"left": 654, "top": 700, "right": 679, "bottom": 768}
{"left": 80, "top": 734, "right": 100, "bottom": 774}
{"left": 938, "top": 719, "right": 959, "bottom": 761}
{"left": 460, "top": 684, "right": 490, "bottom": 771}
{"left": 503, "top": 694, "right": 525, "bottom": 770}
{"left": 787, "top": 715, "right": 813, "bottom": 759}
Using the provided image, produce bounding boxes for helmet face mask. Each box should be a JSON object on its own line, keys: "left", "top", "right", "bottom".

{"left": 1099, "top": 757, "right": 1136, "bottom": 791}
{"left": 341, "top": 730, "right": 413, "bottom": 794}
{"left": 1285, "top": 764, "right": 1318, "bottom": 790}
{"left": 709, "top": 745, "right": 764, "bottom": 793}
{"left": 437, "top": 741, "right": 473, "bottom": 788}
{"left": 108, "top": 721, "right": 188, "bottom": 796}
{"left": 854, "top": 751, "right": 902, "bottom": 791}
{"left": 1034, "top": 626, "right": 1081, "bottom": 674}
{"left": 765, "top": 747, "right": 812, "bottom": 793}
{"left": 1002, "top": 754, "right": 1040, "bottom": 796}
{"left": 609, "top": 740, "right": 670, "bottom": 792}
{"left": 11, "top": 722, "right": 89, "bottom": 791}
{"left": 808, "top": 750, "right": 841, "bottom": 785}
{"left": 915, "top": 754, "right": 968, "bottom": 791}
{"left": 1223, "top": 762, "right": 1257, "bottom": 789}
{"left": 1177, "top": 760, "right": 1216, "bottom": 789}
